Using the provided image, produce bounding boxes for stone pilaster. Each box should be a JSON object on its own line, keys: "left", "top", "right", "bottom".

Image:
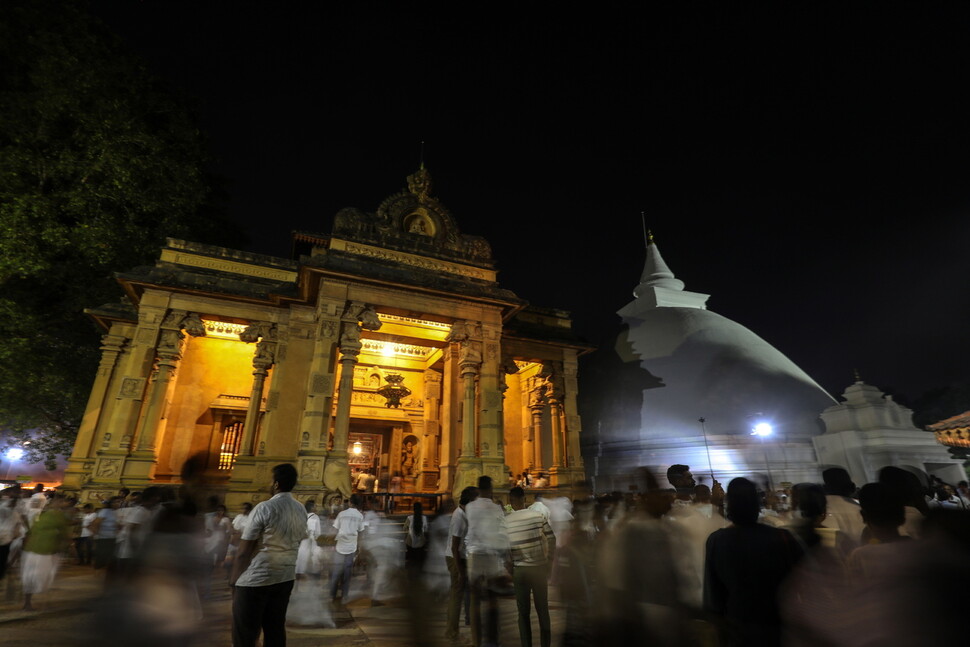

{"left": 97, "top": 305, "right": 167, "bottom": 463}
{"left": 561, "top": 350, "right": 586, "bottom": 484}
{"left": 228, "top": 321, "right": 277, "bottom": 491}
{"left": 448, "top": 320, "right": 483, "bottom": 496}
{"left": 439, "top": 346, "right": 459, "bottom": 492}
{"left": 296, "top": 295, "right": 342, "bottom": 492}
{"left": 322, "top": 302, "right": 381, "bottom": 501}
{"left": 546, "top": 364, "right": 566, "bottom": 486}
{"left": 125, "top": 311, "right": 206, "bottom": 486}
{"left": 420, "top": 370, "right": 443, "bottom": 489}
{"left": 62, "top": 329, "right": 128, "bottom": 491}
{"left": 529, "top": 376, "right": 547, "bottom": 473}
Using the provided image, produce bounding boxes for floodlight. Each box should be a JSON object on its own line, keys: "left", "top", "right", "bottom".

{"left": 5, "top": 447, "right": 24, "bottom": 461}
{"left": 752, "top": 422, "right": 773, "bottom": 437}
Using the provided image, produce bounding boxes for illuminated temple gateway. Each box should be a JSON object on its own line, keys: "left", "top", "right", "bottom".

{"left": 62, "top": 167, "right": 591, "bottom": 506}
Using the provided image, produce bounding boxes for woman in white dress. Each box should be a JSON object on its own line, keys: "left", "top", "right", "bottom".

{"left": 288, "top": 499, "right": 334, "bottom": 626}
{"left": 295, "top": 499, "right": 323, "bottom": 578}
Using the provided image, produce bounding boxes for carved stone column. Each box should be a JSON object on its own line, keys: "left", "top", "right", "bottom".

{"left": 478, "top": 324, "right": 504, "bottom": 466}
{"left": 561, "top": 350, "right": 585, "bottom": 481}
{"left": 529, "top": 376, "right": 547, "bottom": 473}
{"left": 448, "top": 321, "right": 483, "bottom": 496}
{"left": 332, "top": 325, "right": 361, "bottom": 458}
{"left": 439, "top": 345, "right": 459, "bottom": 492}
{"left": 238, "top": 322, "right": 277, "bottom": 457}
{"left": 124, "top": 311, "right": 205, "bottom": 486}
{"left": 302, "top": 301, "right": 341, "bottom": 452}
{"left": 323, "top": 302, "right": 381, "bottom": 500}
{"left": 546, "top": 367, "right": 566, "bottom": 486}
{"left": 421, "top": 370, "right": 442, "bottom": 489}
{"left": 63, "top": 330, "right": 128, "bottom": 492}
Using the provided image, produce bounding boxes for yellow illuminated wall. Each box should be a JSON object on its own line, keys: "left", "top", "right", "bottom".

{"left": 155, "top": 335, "right": 261, "bottom": 480}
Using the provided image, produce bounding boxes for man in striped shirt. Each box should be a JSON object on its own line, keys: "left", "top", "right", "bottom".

{"left": 507, "top": 487, "right": 556, "bottom": 647}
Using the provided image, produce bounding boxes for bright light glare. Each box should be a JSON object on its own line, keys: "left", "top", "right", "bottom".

{"left": 752, "top": 422, "right": 773, "bottom": 437}
{"left": 5, "top": 447, "right": 24, "bottom": 461}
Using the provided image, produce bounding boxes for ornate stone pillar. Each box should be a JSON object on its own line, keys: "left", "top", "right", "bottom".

{"left": 449, "top": 321, "right": 482, "bottom": 496}
{"left": 421, "top": 370, "right": 443, "bottom": 488}
{"left": 135, "top": 313, "right": 206, "bottom": 453}
{"left": 63, "top": 329, "right": 129, "bottom": 491}
{"left": 332, "top": 328, "right": 361, "bottom": 456}
{"left": 238, "top": 322, "right": 278, "bottom": 457}
{"left": 546, "top": 366, "right": 567, "bottom": 486}
{"left": 562, "top": 350, "right": 585, "bottom": 481}
{"left": 529, "top": 376, "right": 547, "bottom": 473}
{"left": 302, "top": 298, "right": 342, "bottom": 452}
{"left": 120, "top": 311, "right": 205, "bottom": 486}
{"left": 547, "top": 367, "right": 565, "bottom": 468}
{"left": 98, "top": 304, "right": 168, "bottom": 460}
{"left": 439, "top": 345, "right": 459, "bottom": 492}
{"left": 478, "top": 324, "right": 504, "bottom": 464}
{"left": 323, "top": 302, "right": 381, "bottom": 499}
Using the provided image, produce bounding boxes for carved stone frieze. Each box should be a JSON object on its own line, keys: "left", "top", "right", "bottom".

{"left": 320, "top": 319, "right": 338, "bottom": 339}
{"left": 119, "top": 377, "right": 146, "bottom": 399}
{"left": 485, "top": 343, "right": 498, "bottom": 361}
{"left": 301, "top": 459, "right": 322, "bottom": 481}
{"left": 96, "top": 458, "right": 121, "bottom": 479}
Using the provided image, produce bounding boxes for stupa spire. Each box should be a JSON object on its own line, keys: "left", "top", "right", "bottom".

{"left": 633, "top": 231, "right": 685, "bottom": 298}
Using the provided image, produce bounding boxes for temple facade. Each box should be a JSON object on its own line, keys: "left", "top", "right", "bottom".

{"left": 62, "top": 167, "right": 590, "bottom": 507}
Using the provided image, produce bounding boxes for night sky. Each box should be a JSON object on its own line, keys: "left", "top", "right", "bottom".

{"left": 90, "top": 2, "right": 970, "bottom": 405}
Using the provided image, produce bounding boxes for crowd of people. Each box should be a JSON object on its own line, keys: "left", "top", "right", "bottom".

{"left": 0, "top": 461, "right": 968, "bottom": 647}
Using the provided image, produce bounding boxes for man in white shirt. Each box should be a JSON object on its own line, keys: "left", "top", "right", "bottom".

{"left": 445, "top": 486, "right": 478, "bottom": 643}
{"left": 464, "top": 475, "right": 509, "bottom": 647}
{"left": 329, "top": 493, "right": 365, "bottom": 604}
{"left": 507, "top": 487, "right": 555, "bottom": 647}
{"left": 230, "top": 463, "right": 307, "bottom": 647}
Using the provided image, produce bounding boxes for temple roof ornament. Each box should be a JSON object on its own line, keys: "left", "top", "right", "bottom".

{"left": 329, "top": 166, "right": 495, "bottom": 270}
{"left": 407, "top": 164, "right": 432, "bottom": 202}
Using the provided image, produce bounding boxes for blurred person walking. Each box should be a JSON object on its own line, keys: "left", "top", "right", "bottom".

{"left": 507, "top": 486, "right": 555, "bottom": 647}
{"left": 329, "top": 493, "right": 364, "bottom": 606}
{"left": 464, "top": 475, "right": 509, "bottom": 647}
{"left": 0, "top": 487, "right": 24, "bottom": 580}
{"left": 445, "top": 486, "right": 477, "bottom": 644}
{"left": 403, "top": 500, "right": 429, "bottom": 574}
{"left": 20, "top": 494, "right": 71, "bottom": 611}
{"left": 91, "top": 496, "right": 121, "bottom": 572}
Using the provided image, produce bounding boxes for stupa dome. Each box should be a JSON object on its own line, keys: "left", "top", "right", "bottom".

{"left": 617, "top": 305, "right": 835, "bottom": 439}
{"left": 591, "top": 238, "right": 837, "bottom": 488}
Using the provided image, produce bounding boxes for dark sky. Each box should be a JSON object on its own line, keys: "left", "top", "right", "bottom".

{"left": 90, "top": 2, "right": 970, "bottom": 403}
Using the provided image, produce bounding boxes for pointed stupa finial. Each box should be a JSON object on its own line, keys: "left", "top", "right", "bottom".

{"left": 419, "top": 140, "right": 425, "bottom": 169}
{"left": 633, "top": 228, "right": 685, "bottom": 298}
{"left": 853, "top": 368, "right": 862, "bottom": 383}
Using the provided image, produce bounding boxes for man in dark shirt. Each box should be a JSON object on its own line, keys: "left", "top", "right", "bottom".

{"left": 704, "top": 477, "right": 803, "bottom": 647}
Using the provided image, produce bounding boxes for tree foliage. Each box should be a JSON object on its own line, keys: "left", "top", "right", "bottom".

{"left": 0, "top": 1, "right": 244, "bottom": 468}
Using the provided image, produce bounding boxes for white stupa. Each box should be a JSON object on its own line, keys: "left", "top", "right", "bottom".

{"left": 596, "top": 236, "right": 838, "bottom": 490}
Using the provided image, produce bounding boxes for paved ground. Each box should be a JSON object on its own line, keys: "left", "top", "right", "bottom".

{"left": 0, "top": 558, "right": 567, "bottom": 646}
